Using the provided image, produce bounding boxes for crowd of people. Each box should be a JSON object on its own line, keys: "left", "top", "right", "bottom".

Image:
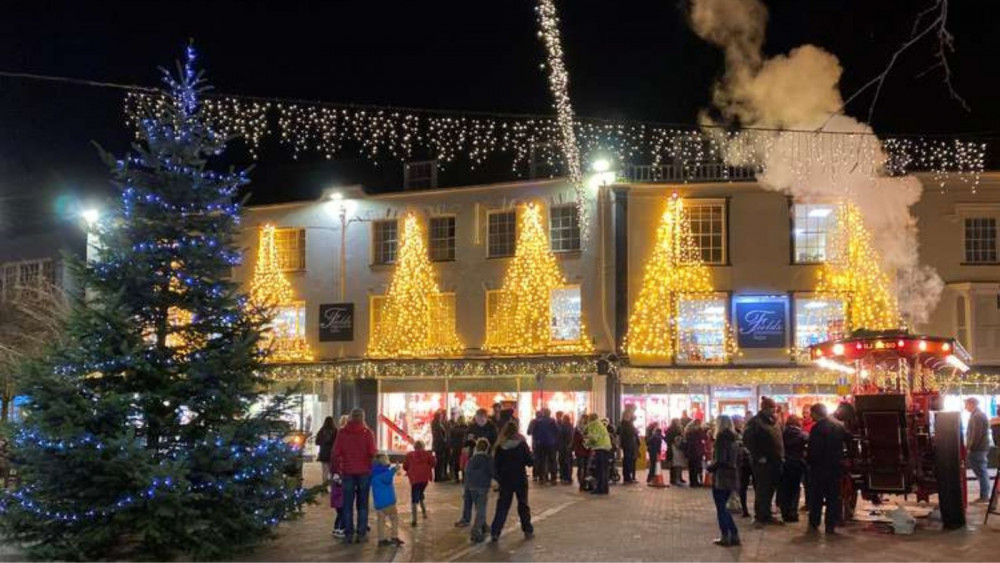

{"left": 316, "top": 395, "right": 995, "bottom": 550}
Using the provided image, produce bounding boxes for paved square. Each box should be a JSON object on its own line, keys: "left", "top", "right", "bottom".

{"left": 244, "top": 464, "right": 1000, "bottom": 562}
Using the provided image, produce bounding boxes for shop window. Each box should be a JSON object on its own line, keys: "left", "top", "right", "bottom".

{"left": 550, "top": 286, "right": 582, "bottom": 342}
{"left": 381, "top": 392, "right": 446, "bottom": 452}
{"left": 794, "top": 296, "right": 847, "bottom": 358}
{"left": 487, "top": 210, "right": 516, "bottom": 258}
{"left": 685, "top": 201, "right": 726, "bottom": 264}
{"left": 272, "top": 302, "right": 307, "bottom": 339}
{"left": 676, "top": 294, "right": 728, "bottom": 363}
{"left": 274, "top": 228, "right": 306, "bottom": 271}
{"left": 372, "top": 219, "right": 398, "bottom": 265}
{"left": 549, "top": 205, "right": 580, "bottom": 253}
{"left": 964, "top": 217, "right": 998, "bottom": 264}
{"left": 429, "top": 216, "right": 456, "bottom": 262}
{"left": 792, "top": 204, "right": 837, "bottom": 263}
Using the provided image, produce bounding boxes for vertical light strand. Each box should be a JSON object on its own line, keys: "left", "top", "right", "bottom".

{"left": 535, "top": 0, "right": 588, "bottom": 241}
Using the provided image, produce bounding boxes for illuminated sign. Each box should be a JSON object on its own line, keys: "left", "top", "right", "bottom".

{"left": 734, "top": 295, "right": 788, "bottom": 349}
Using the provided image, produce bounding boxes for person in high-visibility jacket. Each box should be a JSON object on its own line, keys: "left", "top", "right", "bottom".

{"left": 584, "top": 414, "right": 612, "bottom": 495}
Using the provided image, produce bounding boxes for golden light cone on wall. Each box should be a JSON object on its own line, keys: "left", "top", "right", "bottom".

{"left": 625, "top": 196, "right": 724, "bottom": 364}
{"left": 485, "top": 202, "right": 593, "bottom": 354}
{"left": 817, "top": 203, "right": 899, "bottom": 331}
{"left": 368, "top": 213, "right": 463, "bottom": 358}
{"left": 251, "top": 224, "right": 313, "bottom": 362}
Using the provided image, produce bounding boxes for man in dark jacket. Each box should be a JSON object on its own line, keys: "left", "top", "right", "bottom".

{"left": 332, "top": 408, "right": 377, "bottom": 543}
{"left": 556, "top": 413, "right": 575, "bottom": 484}
{"left": 777, "top": 415, "right": 808, "bottom": 522}
{"left": 468, "top": 408, "right": 499, "bottom": 448}
{"left": 530, "top": 409, "right": 559, "bottom": 484}
{"left": 807, "top": 403, "right": 846, "bottom": 533}
{"left": 966, "top": 398, "right": 991, "bottom": 502}
{"left": 619, "top": 407, "right": 641, "bottom": 484}
{"left": 743, "top": 396, "right": 784, "bottom": 525}
{"left": 449, "top": 415, "right": 468, "bottom": 482}
{"left": 431, "top": 410, "right": 450, "bottom": 482}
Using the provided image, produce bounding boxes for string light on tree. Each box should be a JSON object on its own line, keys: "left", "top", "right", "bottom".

{"left": 534, "top": 0, "right": 588, "bottom": 240}
{"left": 250, "top": 224, "right": 313, "bottom": 362}
{"left": 485, "top": 202, "right": 593, "bottom": 355}
{"left": 817, "top": 203, "right": 900, "bottom": 331}
{"left": 626, "top": 196, "right": 738, "bottom": 364}
{"left": 368, "top": 213, "right": 463, "bottom": 358}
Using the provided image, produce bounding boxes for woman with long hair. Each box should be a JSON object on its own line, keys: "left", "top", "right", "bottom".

{"left": 490, "top": 420, "right": 534, "bottom": 541}
{"left": 316, "top": 416, "right": 337, "bottom": 486}
{"left": 708, "top": 415, "right": 741, "bottom": 547}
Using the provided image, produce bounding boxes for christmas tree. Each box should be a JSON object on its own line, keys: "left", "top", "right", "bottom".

{"left": 251, "top": 225, "right": 313, "bottom": 362}
{"left": 368, "top": 213, "right": 462, "bottom": 357}
{"left": 0, "top": 46, "right": 314, "bottom": 560}
{"left": 818, "top": 202, "right": 899, "bottom": 330}
{"left": 626, "top": 196, "right": 716, "bottom": 363}
{"left": 484, "top": 202, "right": 592, "bottom": 354}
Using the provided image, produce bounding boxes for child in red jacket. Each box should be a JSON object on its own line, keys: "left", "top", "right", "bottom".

{"left": 403, "top": 440, "right": 436, "bottom": 527}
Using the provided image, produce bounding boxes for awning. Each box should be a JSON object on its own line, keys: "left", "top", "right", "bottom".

{"left": 265, "top": 355, "right": 600, "bottom": 380}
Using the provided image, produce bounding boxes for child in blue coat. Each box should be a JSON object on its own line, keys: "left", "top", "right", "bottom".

{"left": 371, "top": 453, "right": 403, "bottom": 547}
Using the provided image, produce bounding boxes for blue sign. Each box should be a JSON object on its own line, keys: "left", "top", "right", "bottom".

{"left": 734, "top": 296, "right": 787, "bottom": 349}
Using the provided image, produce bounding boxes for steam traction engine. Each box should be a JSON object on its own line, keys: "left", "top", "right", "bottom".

{"left": 809, "top": 331, "right": 971, "bottom": 529}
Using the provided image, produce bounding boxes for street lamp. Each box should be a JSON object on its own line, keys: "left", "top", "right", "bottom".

{"left": 326, "top": 192, "right": 356, "bottom": 302}
{"left": 591, "top": 158, "right": 611, "bottom": 173}
{"left": 81, "top": 208, "right": 100, "bottom": 226}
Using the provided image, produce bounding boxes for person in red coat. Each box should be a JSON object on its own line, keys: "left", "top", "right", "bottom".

{"left": 331, "top": 408, "right": 377, "bottom": 543}
{"left": 403, "top": 440, "right": 436, "bottom": 527}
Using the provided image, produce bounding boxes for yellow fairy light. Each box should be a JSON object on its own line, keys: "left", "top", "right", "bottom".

{"left": 368, "top": 213, "right": 463, "bottom": 358}
{"left": 626, "top": 197, "right": 729, "bottom": 363}
{"left": 485, "top": 202, "right": 593, "bottom": 354}
{"left": 817, "top": 203, "right": 899, "bottom": 331}
{"left": 251, "top": 224, "right": 313, "bottom": 362}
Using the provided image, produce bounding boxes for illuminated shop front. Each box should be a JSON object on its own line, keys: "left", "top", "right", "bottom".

{"left": 378, "top": 374, "right": 597, "bottom": 453}
{"left": 620, "top": 367, "right": 843, "bottom": 423}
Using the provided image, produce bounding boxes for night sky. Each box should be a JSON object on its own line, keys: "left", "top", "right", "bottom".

{"left": 2, "top": 0, "right": 998, "bottom": 234}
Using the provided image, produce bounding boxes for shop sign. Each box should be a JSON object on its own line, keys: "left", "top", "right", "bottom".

{"left": 319, "top": 303, "right": 354, "bottom": 342}
{"left": 734, "top": 295, "right": 787, "bottom": 349}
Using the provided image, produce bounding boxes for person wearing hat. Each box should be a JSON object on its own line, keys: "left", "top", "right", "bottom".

{"left": 742, "top": 396, "right": 784, "bottom": 526}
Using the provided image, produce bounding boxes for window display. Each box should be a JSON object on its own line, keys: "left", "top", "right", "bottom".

{"left": 380, "top": 392, "right": 446, "bottom": 453}
{"left": 550, "top": 286, "right": 583, "bottom": 342}
{"left": 623, "top": 393, "right": 705, "bottom": 432}
{"left": 794, "top": 297, "right": 846, "bottom": 359}
{"left": 676, "top": 294, "right": 728, "bottom": 363}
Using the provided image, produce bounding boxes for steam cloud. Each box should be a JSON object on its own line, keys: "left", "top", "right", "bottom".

{"left": 689, "top": 0, "right": 943, "bottom": 326}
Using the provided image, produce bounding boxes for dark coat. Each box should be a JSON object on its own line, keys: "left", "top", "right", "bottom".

{"left": 663, "top": 425, "right": 683, "bottom": 461}
{"left": 782, "top": 425, "right": 809, "bottom": 462}
{"left": 494, "top": 434, "right": 533, "bottom": 487}
{"left": 464, "top": 451, "right": 494, "bottom": 491}
{"left": 646, "top": 429, "right": 664, "bottom": 457}
{"left": 449, "top": 422, "right": 468, "bottom": 449}
{"left": 315, "top": 426, "right": 337, "bottom": 462}
{"left": 710, "top": 429, "right": 740, "bottom": 491}
{"left": 684, "top": 424, "right": 708, "bottom": 462}
{"left": 807, "top": 417, "right": 847, "bottom": 477}
{"left": 572, "top": 428, "right": 589, "bottom": 458}
{"left": 619, "top": 419, "right": 640, "bottom": 452}
{"left": 468, "top": 418, "right": 499, "bottom": 448}
{"left": 531, "top": 416, "right": 559, "bottom": 448}
{"left": 431, "top": 418, "right": 448, "bottom": 451}
{"left": 743, "top": 411, "right": 784, "bottom": 463}
{"left": 557, "top": 419, "right": 574, "bottom": 451}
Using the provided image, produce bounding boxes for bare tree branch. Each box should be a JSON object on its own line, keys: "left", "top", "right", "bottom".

{"left": 819, "top": 0, "right": 968, "bottom": 130}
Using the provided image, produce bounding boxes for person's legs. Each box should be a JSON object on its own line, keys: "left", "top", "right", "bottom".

{"left": 356, "top": 474, "right": 371, "bottom": 538}
{"left": 435, "top": 448, "right": 448, "bottom": 482}
{"left": 547, "top": 446, "right": 558, "bottom": 483}
{"left": 471, "top": 489, "right": 488, "bottom": 540}
{"left": 623, "top": 447, "right": 635, "bottom": 482}
{"left": 387, "top": 505, "right": 399, "bottom": 541}
{"left": 647, "top": 451, "right": 656, "bottom": 483}
{"left": 321, "top": 461, "right": 331, "bottom": 486}
{"left": 807, "top": 475, "right": 825, "bottom": 529}
{"left": 457, "top": 487, "right": 473, "bottom": 524}
{"left": 786, "top": 463, "right": 803, "bottom": 521}
{"left": 752, "top": 462, "right": 771, "bottom": 522}
{"left": 969, "top": 450, "right": 990, "bottom": 500}
{"left": 713, "top": 487, "right": 739, "bottom": 541}
{"left": 376, "top": 509, "right": 387, "bottom": 542}
{"left": 577, "top": 455, "right": 588, "bottom": 490}
{"left": 595, "top": 450, "right": 610, "bottom": 494}
{"left": 490, "top": 486, "right": 514, "bottom": 539}
{"left": 515, "top": 483, "right": 533, "bottom": 534}
{"left": 825, "top": 474, "right": 841, "bottom": 532}
{"left": 342, "top": 475, "right": 358, "bottom": 538}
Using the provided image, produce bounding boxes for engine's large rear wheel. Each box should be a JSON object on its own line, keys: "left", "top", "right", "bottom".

{"left": 934, "top": 411, "right": 966, "bottom": 529}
